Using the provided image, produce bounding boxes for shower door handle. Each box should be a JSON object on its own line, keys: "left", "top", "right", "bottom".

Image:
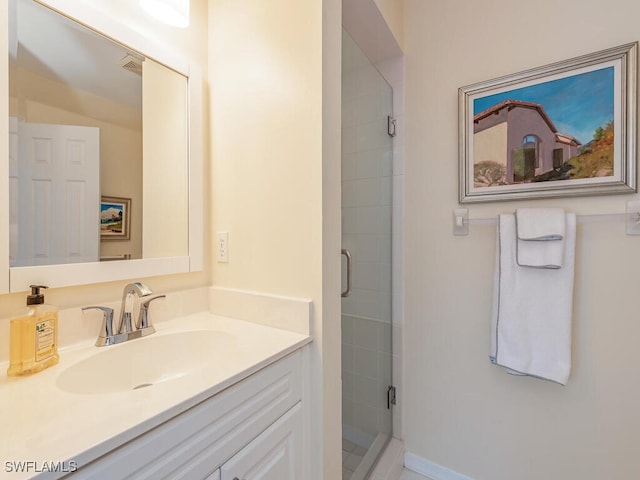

{"left": 341, "top": 249, "right": 352, "bottom": 298}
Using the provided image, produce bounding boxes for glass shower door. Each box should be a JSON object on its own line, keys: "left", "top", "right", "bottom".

{"left": 341, "top": 29, "right": 393, "bottom": 480}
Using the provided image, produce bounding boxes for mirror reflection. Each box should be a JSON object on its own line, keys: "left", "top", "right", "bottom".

{"left": 8, "top": 0, "right": 189, "bottom": 268}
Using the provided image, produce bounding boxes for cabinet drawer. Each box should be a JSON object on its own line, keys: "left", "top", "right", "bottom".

{"left": 220, "top": 402, "right": 302, "bottom": 480}
{"left": 70, "top": 351, "right": 302, "bottom": 479}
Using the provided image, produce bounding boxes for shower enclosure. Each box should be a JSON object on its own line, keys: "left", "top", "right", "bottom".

{"left": 341, "top": 29, "right": 394, "bottom": 480}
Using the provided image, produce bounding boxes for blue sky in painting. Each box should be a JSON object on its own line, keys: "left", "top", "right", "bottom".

{"left": 473, "top": 67, "right": 614, "bottom": 145}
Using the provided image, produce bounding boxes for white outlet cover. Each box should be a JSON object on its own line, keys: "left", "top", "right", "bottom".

{"left": 216, "top": 232, "right": 229, "bottom": 262}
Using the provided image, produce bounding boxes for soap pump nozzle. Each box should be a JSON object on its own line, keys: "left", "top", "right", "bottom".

{"left": 27, "top": 285, "right": 48, "bottom": 306}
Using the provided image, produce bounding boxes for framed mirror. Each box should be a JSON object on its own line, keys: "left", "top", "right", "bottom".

{"left": 0, "top": 0, "right": 203, "bottom": 293}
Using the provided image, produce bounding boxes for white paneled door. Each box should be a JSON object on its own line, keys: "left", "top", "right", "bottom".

{"left": 12, "top": 120, "right": 100, "bottom": 266}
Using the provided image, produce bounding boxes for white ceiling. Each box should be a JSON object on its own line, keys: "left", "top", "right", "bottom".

{"left": 13, "top": 0, "right": 143, "bottom": 109}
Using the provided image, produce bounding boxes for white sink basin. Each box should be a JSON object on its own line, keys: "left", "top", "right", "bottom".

{"left": 56, "top": 330, "right": 234, "bottom": 394}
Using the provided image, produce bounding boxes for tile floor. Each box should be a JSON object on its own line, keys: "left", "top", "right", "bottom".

{"left": 342, "top": 438, "right": 367, "bottom": 479}
{"left": 343, "top": 434, "right": 432, "bottom": 480}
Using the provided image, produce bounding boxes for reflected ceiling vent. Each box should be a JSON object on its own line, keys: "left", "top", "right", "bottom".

{"left": 120, "top": 54, "right": 143, "bottom": 76}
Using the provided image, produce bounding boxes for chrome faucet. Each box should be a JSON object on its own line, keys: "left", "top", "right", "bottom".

{"left": 83, "top": 282, "right": 165, "bottom": 346}
{"left": 117, "top": 282, "right": 153, "bottom": 334}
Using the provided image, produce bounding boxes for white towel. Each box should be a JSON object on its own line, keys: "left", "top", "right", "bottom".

{"left": 516, "top": 208, "right": 566, "bottom": 269}
{"left": 516, "top": 208, "right": 566, "bottom": 240}
{"left": 490, "top": 212, "right": 576, "bottom": 385}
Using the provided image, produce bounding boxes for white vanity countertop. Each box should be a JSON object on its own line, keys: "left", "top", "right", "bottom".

{"left": 0, "top": 313, "right": 311, "bottom": 479}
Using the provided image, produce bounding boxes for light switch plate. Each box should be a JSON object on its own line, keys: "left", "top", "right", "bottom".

{"left": 453, "top": 208, "right": 469, "bottom": 236}
{"left": 626, "top": 201, "right": 640, "bottom": 235}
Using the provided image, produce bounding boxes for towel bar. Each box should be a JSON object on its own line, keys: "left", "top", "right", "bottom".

{"left": 453, "top": 201, "right": 640, "bottom": 236}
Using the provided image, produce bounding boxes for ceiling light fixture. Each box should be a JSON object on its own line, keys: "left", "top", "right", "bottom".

{"left": 140, "top": 0, "right": 189, "bottom": 28}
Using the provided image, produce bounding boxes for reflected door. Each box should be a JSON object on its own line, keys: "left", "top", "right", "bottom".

{"left": 12, "top": 120, "right": 100, "bottom": 266}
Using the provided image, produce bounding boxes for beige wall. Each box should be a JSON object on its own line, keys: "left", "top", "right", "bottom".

{"left": 208, "top": 0, "right": 321, "bottom": 297}
{"left": 207, "top": 0, "right": 342, "bottom": 478}
{"left": 0, "top": 0, "right": 209, "bottom": 315}
{"left": 404, "top": 0, "right": 640, "bottom": 479}
{"left": 142, "top": 58, "right": 188, "bottom": 259}
{"left": 373, "top": 0, "right": 404, "bottom": 50}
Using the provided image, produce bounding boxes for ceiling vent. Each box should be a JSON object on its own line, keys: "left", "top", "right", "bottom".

{"left": 120, "top": 54, "right": 143, "bottom": 76}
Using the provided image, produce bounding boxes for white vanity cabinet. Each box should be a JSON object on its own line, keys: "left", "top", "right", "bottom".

{"left": 218, "top": 402, "right": 302, "bottom": 479}
{"left": 67, "top": 349, "right": 306, "bottom": 480}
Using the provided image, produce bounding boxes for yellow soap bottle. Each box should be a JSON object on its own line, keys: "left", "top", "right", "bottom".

{"left": 7, "top": 285, "right": 59, "bottom": 377}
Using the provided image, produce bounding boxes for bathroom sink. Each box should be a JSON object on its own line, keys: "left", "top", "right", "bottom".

{"left": 56, "top": 330, "right": 234, "bottom": 394}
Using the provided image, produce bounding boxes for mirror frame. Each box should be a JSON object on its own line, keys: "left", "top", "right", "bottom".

{"left": 0, "top": 0, "right": 203, "bottom": 293}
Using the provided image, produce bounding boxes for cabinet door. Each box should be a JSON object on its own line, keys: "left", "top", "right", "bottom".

{"left": 221, "top": 403, "right": 302, "bottom": 480}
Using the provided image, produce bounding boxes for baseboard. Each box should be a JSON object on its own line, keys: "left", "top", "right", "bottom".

{"left": 404, "top": 452, "right": 475, "bottom": 480}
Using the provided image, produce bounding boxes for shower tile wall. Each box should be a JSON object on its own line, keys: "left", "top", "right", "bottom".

{"left": 341, "top": 30, "right": 394, "bottom": 448}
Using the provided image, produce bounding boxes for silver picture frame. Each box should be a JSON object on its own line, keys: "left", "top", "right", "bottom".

{"left": 459, "top": 42, "right": 637, "bottom": 203}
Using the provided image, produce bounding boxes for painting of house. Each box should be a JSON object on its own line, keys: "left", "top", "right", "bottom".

{"left": 473, "top": 99, "right": 581, "bottom": 186}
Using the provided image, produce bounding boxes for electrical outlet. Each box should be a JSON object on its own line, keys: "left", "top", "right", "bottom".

{"left": 216, "top": 232, "right": 229, "bottom": 262}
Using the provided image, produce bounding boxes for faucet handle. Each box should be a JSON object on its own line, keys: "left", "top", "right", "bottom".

{"left": 82, "top": 306, "right": 115, "bottom": 346}
{"left": 136, "top": 295, "right": 166, "bottom": 330}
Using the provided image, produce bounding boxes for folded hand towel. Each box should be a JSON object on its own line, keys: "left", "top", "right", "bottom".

{"left": 516, "top": 208, "right": 566, "bottom": 240}
{"left": 490, "top": 212, "right": 576, "bottom": 385}
{"left": 516, "top": 237, "right": 565, "bottom": 269}
{"left": 516, "top": 208, "right": 566, "bottom": 269}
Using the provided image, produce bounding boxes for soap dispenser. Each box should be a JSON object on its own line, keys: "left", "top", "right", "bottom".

{"left": 7, "top": 285, "right": 59, "bottom": 376}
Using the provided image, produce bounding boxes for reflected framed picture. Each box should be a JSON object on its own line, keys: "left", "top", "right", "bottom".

{"left": 100, "top": 196, "right": 131, "bottom": 240}
{"left": 458, "top": 42, "right": 637, "bottom": 203}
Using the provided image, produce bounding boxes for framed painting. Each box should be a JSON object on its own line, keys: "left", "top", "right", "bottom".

{"left": 459, "top": 42, "right": 637, "bottom": 203}
{"left": 100, "top": 196, "right": 131, "bottom": 240}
